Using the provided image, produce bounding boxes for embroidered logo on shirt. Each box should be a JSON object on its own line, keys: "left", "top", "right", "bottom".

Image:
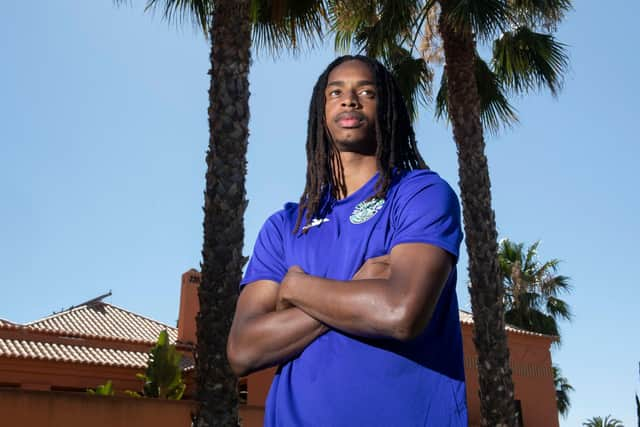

{"left": 349, "top": 198, "right": 385, "bottom": 224}
{"left": 301, "top": 217, "right": 330, "bottom": 231}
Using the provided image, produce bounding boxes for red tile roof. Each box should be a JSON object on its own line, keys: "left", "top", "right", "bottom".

{"left": 0, "top": 302, "right": 192, "bottom": 370}
{"left": 25, "top": 303, "right": 178, "bottom": 344}
{"left": 0, "top": 338, "right": 150, "bottom": 368}
{"left": 458, "top": 310, "right": 557, "bottom": 339}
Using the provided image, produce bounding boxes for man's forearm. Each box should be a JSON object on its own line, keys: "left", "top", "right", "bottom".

{"left": 281, "top": 274, "right": 412, "bottom": 340}
{"left": 227, "top": 306, "right": 327, "bottom": 377}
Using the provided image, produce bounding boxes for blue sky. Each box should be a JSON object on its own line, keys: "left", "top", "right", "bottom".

{"left": 1, "top": 2, "right": 638, "bottom": 425}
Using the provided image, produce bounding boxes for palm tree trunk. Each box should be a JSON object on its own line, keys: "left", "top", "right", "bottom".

{"left": 194, "top": 0, "right": 251, "bottom": 425}
{"left": 438, "top": 5, "right": 517, "bottom": 427}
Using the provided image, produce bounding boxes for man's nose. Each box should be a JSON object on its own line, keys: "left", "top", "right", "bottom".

{"left": 341, "top": 90, "right": 360, "bottom": 108}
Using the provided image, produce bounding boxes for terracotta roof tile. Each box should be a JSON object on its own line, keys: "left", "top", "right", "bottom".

{"left": 458, "top": 310, "right": 556, "bottom": 339}
{"left": 0, "top": 319, "right": 17, "bottom": 329}
{"left": 0, "top": 302, "right": 195, "bottom": 369}
{"left": 0, "top": 337, "right": 150, "bottom": 368}
{"left": 0, "top": 336, "right": 195, "bottom": 370}
{"left": 25, "top": 303, "right": 178, "bottom": 344}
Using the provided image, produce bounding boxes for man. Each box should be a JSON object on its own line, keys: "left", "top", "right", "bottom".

{"left": 227, "top": 56, "right": 467, "bottom": 426}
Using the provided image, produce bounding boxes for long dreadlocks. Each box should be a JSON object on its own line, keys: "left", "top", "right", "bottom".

{"left": 294, "top": 55, "right": 427, "bottom": 234}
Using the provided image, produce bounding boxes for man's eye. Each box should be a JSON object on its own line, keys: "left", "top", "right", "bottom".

{"left": 329, "top": 89, "right": 341, "bottom": 97}
{"left": 360, "top": 89, "right": 376, "bottom": 97}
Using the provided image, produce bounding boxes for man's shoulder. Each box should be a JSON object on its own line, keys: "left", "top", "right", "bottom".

{"left": 392, "top": 168, "right": 455, "bottom": 197}
{"left": 262, "top": 202, "right": 299, "bottom": 232}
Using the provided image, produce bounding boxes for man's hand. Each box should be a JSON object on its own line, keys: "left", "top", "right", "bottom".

{"left": 352, "top": 255, "right": 391, "bottom": 281}
{"left": 277, "top": 265, "right": 306, "bottom": 311}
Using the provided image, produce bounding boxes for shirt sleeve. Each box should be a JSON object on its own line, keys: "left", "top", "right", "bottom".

{"left": 389, "top": 173, "right": 463, "bottom": 260}
{"left": 240, "top": 211, "right": 288, "bottom": 289}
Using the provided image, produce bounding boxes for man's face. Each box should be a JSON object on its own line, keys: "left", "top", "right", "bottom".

{"left": 324, "top": 60, "right": 377, "bottom": 154}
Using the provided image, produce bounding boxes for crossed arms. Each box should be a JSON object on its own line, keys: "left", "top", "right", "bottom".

{"left": 226, "top": 242, "right": 453, "bottom": 377}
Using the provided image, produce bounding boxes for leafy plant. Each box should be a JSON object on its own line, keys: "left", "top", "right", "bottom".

{"left": 87, "top": 380, "right": 115, "bottom": 396}
{"left": 129, "top": 330, "right": 186, "bottom": 400}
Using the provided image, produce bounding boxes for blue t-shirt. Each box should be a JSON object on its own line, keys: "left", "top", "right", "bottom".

{"left": 241, "top": 169, "right": 468, "bottom": 426}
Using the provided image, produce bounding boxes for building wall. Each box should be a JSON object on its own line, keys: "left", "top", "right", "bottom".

{"left": 0, "top": 358, "right": 145, "bottom": 393}
{"left": 461, "top": 325, "right": 559, "bottom": 427}
{"left": 0, "top": 389, "right": 195, "bottom": 427}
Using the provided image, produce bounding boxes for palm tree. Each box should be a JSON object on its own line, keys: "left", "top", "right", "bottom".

{"left": 582, "top": 415, "right": 625, "bottom": 427}
{"left": 498, "top": 240, "right": 573, "bottom": 417}
{"left": 327, "top": 1, "right": 571, "bottom": 424}
{"left": 114, "top": 1, "right": 326, "bottom": 424}
{"left": 498, "top": 239, "right": 571, "bottom": 341}
{"left": 115, "top": 0, "right": 248, "bottom": 424}
{"left": 553, "top": 364, "right": 573, "bottom": 418}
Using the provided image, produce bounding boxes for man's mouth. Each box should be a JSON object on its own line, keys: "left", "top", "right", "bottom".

{"left": 335, "top": 112, "right": 365, "bottom": 128}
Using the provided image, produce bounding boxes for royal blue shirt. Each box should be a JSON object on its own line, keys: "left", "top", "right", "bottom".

{"left": 241, "top": 169, "right": 468, "bottom": 426}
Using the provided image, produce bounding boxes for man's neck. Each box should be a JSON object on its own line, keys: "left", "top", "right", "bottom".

{"left": 335, "top": 152, "right": 378, "bottom": 199}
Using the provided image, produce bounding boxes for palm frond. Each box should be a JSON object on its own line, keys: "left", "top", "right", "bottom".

{"left": 141, "top": 0, "right": 212, "bottom": 34}
{"left": 329, "top": 0, "right": 425, "bottom": 57}
{"left": 492, "top": 25, "right": 569, "bottom": 96}
{"left": 523, "top": 240, "right": 539, "bottom": 270}
{"left": 507, "top": 0, "right": 572, "bottom": 30}
{"left": 553, "top": 364, "right": 573, "bottom": 417}
{"left": 498, "top": 239, "right": 571, "bottom": 342}
{"left": 539, "top": 273, "right": 571, "bottom": 297}
{"left": 436, "top": 54, "right": 518, "bottom": 133}
{"left": 385, "top": 46, "right": 433, "bottom": 122}
{"left": 327, "top": 0, "right": 375, "bottom": 53}
{"left": 475, "top": 55, "right": 519, "bottom": 133}
{"left": 441, "top": 0, "right": 509, "bottom": 42}
{"left": 251, "top": 0, "right": 327, "bottom": 56}
{"left": 434, "top": 71, "right": 448, "bottom": 121}
{"left": 546, "top": 296, "right": 571, "bottom": 321}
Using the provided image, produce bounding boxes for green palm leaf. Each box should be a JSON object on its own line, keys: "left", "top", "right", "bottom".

{"left": 492, "top": 25, "right": 569, "bottom": 96}
{"left": 386, "top": 45, "right": 433, "bottom": 122}
{"left": 436, "top": 54, "right": 518, "bottom": 133}
{"left": 122, "top": 0, "right": 213, "bottom": 34}
{"left": 251, "top": 0, "right": 327, "bottom": 55}
{"left": 582, "top": 415, "right": 625, "bottom": 427}
{"left": 507, "top": 0, "right": 572, "bottom": 30}
{"left": 441, "top": 0, "right": 509, "bottom": 41}
{"left": 553, "top": 365, "right": 573, "bottom": 417}
{"left": 498, "top": 238, "right": 571, "bottom": 342}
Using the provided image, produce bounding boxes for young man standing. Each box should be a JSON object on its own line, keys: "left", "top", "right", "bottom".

{"left": 227, "top": 56, "right": 467, "bottom": 426}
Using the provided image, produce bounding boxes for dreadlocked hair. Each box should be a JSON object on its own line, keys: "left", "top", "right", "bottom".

{"left": 293, "top": 55, "right": 427, "bottom": 234}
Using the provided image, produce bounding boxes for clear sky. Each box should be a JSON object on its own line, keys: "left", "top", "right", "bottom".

{"left": 1, "top": 2, "right": 638, "bottom": 426}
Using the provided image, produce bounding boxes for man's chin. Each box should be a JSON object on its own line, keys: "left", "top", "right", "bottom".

{"left": 333, "top": 138, "right": 377, "bottom": 155}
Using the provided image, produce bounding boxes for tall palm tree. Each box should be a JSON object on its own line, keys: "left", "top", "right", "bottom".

{"left": 553, "top": 364, "right": 573, "bottom": 418}
{"left": 327, "top": 1, "right": 571, "bottom": 425}
{"left": 115, "top": 1, "right": 326, "bottom": 425}
{"left": 582, "top": 415, "right": 625, "bottom": 427}
{"left": 498, "top": 239, "right": 571, "bottom": 340}
{"left": 116, "top": 0, "right": 249, "bottom": 425}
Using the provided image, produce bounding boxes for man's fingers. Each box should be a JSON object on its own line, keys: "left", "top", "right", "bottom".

{"left": 288, "top": 265, "right": 305, "bottom": 273}
{"left": 366, "top": 255, "right": 390, "bottom": 264}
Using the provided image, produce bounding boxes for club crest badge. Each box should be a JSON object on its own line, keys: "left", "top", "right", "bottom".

{"left": 349, "top": 198, "right": 385, "bottom": 224}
